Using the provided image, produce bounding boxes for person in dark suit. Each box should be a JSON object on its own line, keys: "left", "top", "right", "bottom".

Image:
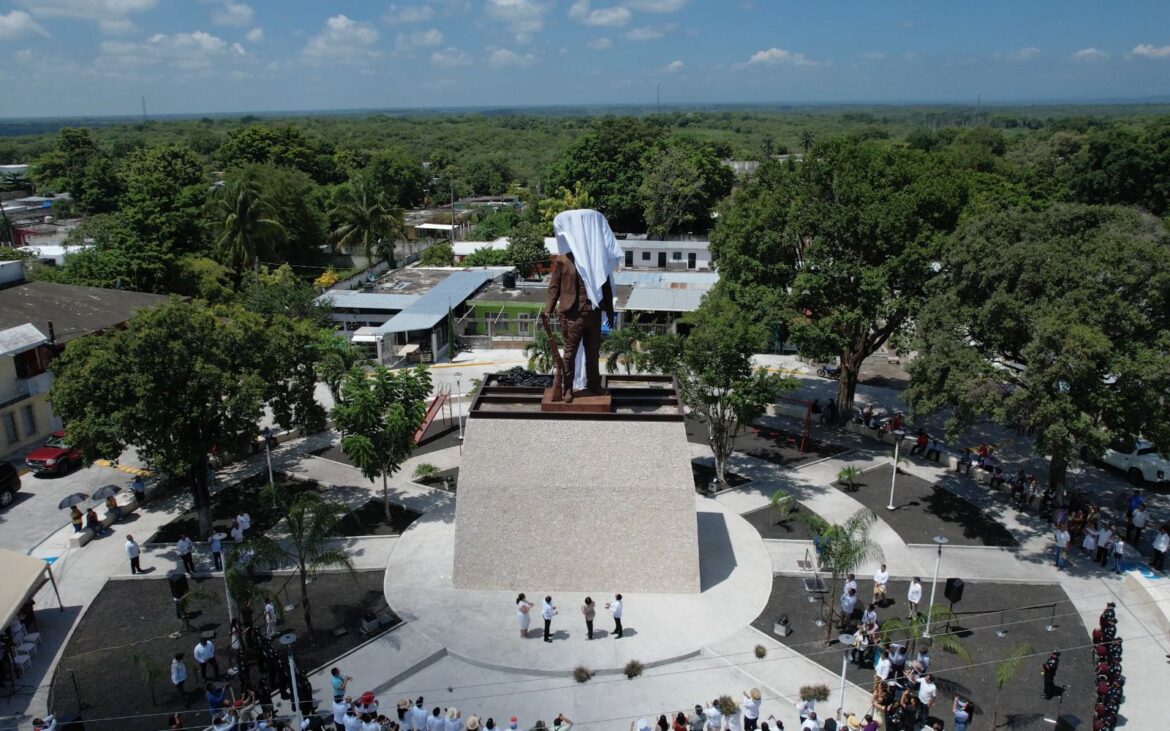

{"left": 544, "top": 252, "right": 614, "bottom": 402}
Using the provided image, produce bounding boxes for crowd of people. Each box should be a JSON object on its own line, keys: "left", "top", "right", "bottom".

{"left": 1091, "top": 603, "right": 1125, "bottom": 731}
{"left": 1053, "top": 489, "right": 1170, "bottom": 574}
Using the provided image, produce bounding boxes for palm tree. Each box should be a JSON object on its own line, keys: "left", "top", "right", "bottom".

{"left": 313, "top": 333, "right": 368, "bottom": 404}
{"left": 211, "top": 178, "right": 285, "bottom": 272}
{"left": 799, "top": 130, "right": 815, "bottom": 155}
{"left": 247, "top": 488, "right": 353, "bottom": 637}
{"left": 879, "top": 607, "right": 973, "bottom": 663}
{"left": 602, "top": 322, "right": 645, "bottom": 374}
{"left": 525, "top": 325, "right": 563, "bottom": 373}
{"left": 800, "top": 508, "right": 883, "bottom": 645}
{"left": 991, "top": 643, "right": 1034, "bottom": 729}
{"left": 331, "top": 173, "right": 405, "bottom": 268}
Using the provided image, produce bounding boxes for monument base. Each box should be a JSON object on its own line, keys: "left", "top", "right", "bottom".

{"left": 540, "top": 387, "right": 612, "bottom": 413}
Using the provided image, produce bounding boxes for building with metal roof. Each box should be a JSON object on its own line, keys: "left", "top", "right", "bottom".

{"left": 622, "top": 287, "right": 709, "bottom": 313}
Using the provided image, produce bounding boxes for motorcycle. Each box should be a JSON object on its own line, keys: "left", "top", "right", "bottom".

{"left": 816, "top": 364, "right": 841, "bottom": 380}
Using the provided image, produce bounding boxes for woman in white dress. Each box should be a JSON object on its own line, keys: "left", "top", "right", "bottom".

{"left": 516, "top": 593, "right": 533, "bottom": 638}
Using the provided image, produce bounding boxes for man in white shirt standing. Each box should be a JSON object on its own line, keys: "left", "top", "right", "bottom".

{"left": 126, "top": 535, "right": 143, "bottom": 575}
{"left": 872, "top": 564, "right": 889, "bottom": 606}
{"left": 237, "top": 511, "right": 252, "bottom": 538}
{"left": 703, "top": 700, "right": 723, "bottom": 731}
{"left": 839, "top": 588, "right": 858, "bottom": 628}
{"left": 409, "top": 698, "right": 428, "bottom": 731}
{"left": 740, "top": 688, "right": 762, "bottom": 731}
{"left": 177, "top": 534, "right": 196, "bottom": 575}
{"left": 171, "top": 652, "right": 189, "bottom": 707}
{"left": 1151, "top": 526, "right": 1169, "bottom": 571}
{"left": 542, "top": 596, "right": 557, "bottom": 643}
{"left": 906, "top": 577, "right": 923, "bottom": 618}
{"left": 800, "top": 711, "right": 820, "bottom": 730}
{"left": 264, "top": 600, "right": 277, "bottom": 638}
{"left": 795, "top": 698, "right": 815, "bottom": 727}
{"left": 332, "top": 697, "right": 350, "bottom": 731}
{"left": 917, "top": 674, "right": 938, "bottom": 725}
{"left": 606, "top": 593, "right": 623, "bottom": 639}
{"left": 193, "top": 636, "right": 219, "bottom": 681}
{"left": 1054, "top": 523, "right": 1071, "bottom": 570}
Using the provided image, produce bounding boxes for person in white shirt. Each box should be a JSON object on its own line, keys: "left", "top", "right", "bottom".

{"left": 839, "top": 588, "right": 858, "bottom": 627}
{"left": 343, "top": 708, "right": 362, "bottom": 731}
{"left": 873, "top": 649, "right": 891, "bottom": 682}
{"left": 843, "top": 573, "right": 858, "bottom": 596}
{"left": 332, "top": 697, "right": 349, "bottom": 730}
{"left": 541, "top": 596, "right": 557, "bottom": 643}
{"left": 426, "top": 707, "right": 444, "bottom": 731}
{"left": 445, "top": 707, "right": 464, "bottom": 731}
{"left": 237, "top": 512, "right": 252, "bottom": 537}
{"left": 799, "top": 711, "right": 820, "bottom": 730}
{"left": 231, "top": 521, "right": 244, "bottom": 545}
{"left": 917, "top": 674, "right": 938, "bottom": 724}
{"left": 795, "top": 698, "right": 815, "bottom": 725}
{"left": 409, "top": 698, "right": 428, "bottom": 731}
{"left": 171, "top": 652, "right": 189, "bottom": 707}
{"left": 740, "top": 689, "right": 762, "bottom": 731}
{"left": 126, "top": 535, "right": 143, "bottom": 575}
{"left": 1054, "top": 524, "right": 1071, "bottom": 569}
{"left": 872, "top": 564, "right": 889, "bottom": 606}
{"left": 906, "top": 577, "right": 923, "bottom": 618}
{"left": 606, "top": 593, "right": 624, "bottom": 639}
{"left": 703, "top": 701, "right": 723, "bottom": 731}
{"left": 861, "top": 603, "right": 878, "bottom": 628}
{"left": 1151, "top": 526, "right": 1169, "bottom": 571}
{"left": 177, "top": 535, "right": 196, "bottom": 574}
{"left": 1129, "top": 506, "right": 1149, "bottom": 546}
{"left": 264, "top": 600, "right": 277, "bottom": 638}
{"left": 361, "top": 714, "right": 381, "bottom": 731}
{"left": 193, "top": 637, "right": 219, "bottom": 680}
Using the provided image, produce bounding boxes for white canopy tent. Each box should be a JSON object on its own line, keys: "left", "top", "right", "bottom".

{"left": 0, "top": 549, "right": 63, "bottom": 632}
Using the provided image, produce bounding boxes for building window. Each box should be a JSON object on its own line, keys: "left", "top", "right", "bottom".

{"left": 641, "top": 251, "right": 651, "bottom": 261}
{"left": 2, "top": 412, "right": 17, "bottom": 446}
{"left": 672, "top": 252, "right": 682, "bottom": 261}
{"left": 518, "top": 313, "right": 531, "bottom": 335}
{"left": 21, "top": 404, "right": 36, "bottom": 436}
{"left": 14, "top": 348, "right": 46, "bottom": 379}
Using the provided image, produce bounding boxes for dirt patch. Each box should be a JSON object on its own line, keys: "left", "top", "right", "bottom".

{"left": 686, "top": 418, "right": 849, "bottom": 468}
{"left": 335, "top": 499, "right": 421, "bottom": 537}
{"left": 148, "top": 473, "right": 319, "bottom": 543}
{"left": 692, "top": 461, "right": 751, "bottom": 494}
{"left": 740, "top": 504, "right": 819, "bottom": 541}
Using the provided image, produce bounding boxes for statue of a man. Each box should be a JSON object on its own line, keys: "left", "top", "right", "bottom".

{"left": 543, "top": 209, "right": 622, "bottom": 402}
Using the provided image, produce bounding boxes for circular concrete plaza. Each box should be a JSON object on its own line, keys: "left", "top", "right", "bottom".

{"left": 383, "top": 495, "right": 772, "bottom": 674}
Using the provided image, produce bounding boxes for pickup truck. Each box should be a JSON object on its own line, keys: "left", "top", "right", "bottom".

{"left": 25, "top": 431, "right": 84, "bottom": 477}
{"left": 1086, "top": 438, "right": 1170, "bottom": 485}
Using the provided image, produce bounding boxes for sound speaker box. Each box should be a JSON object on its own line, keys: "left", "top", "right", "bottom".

{"left": 1054, "top": 713, "right": 1080, "bottom": 731}
{"left": 944, "top": 577, "right": 964, "bottom": 604}
{"left": 168, "top": 573, "right": 189, "bottom": 600}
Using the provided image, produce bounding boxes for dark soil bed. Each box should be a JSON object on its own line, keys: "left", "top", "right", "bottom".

{"left": 741, "top": 504, "right": 819, "bottom": 541}
{"left": 50, "top": 571, "right": 394, "bottom": 731}
{"left": 692, "top": 461, "right": 751, "bottom": 493}
{"left": 752, "top": 576, "right": 1092, "bottom": 731}
{"left": 686, "top": 417, "right": 849, "bottom": 468}
{"left": 313, "top": 423, "right": 462, "bottom": 466}
{"left": 837, "top": 464, "right": 1019, "bottom": 547}
{"left": 413, "top": 467, "right": 458, "bottom": 493}
{"left": 335, "top": 499, "right": 421, "bottom": 536}
{"left": 148, "top": 473, "right": 319, "bottom": 543}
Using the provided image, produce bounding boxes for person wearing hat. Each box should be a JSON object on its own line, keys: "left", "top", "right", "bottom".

{"left": 552, "top": 715, "right": 572, "bottom": 731}
{"left": 445, "top": 707, "right": 463, "bottom": 731}
{"left": 466, "top": 718, "right": 481, "bottom": 731}
{"left": 844, "top": 714, "right": 862, "bottom": 731}
{"left": 741, "top": 689, "right": 762, "bottom": 730}
{"left": 397, "top": 699, "right": 411, "bottom": 725}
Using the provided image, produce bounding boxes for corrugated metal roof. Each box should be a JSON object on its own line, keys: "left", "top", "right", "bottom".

{"left": 0, "top": 323, "right": 48, "bottom": 357}
{"left": 620, "top": 239, "right": 710, "bottom": 251}
{"left": 375, "top": 269, "right": 499, "bottom": 334}
{"left": 612, "top": 271, "right": 719, "bottom": 288}
{"left": 622, "top": 287, "right": 708, "bottom": 313}
{"left": 317, "top": 291, "right": 420, "bottom": 311}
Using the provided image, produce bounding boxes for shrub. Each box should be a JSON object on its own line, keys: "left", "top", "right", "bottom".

{"left": 624, "top": 659, "right": 644, "bottom": 679}
{"left": 799, "top": 684, "right": 830, "bottom": 702}
{"left": 412, "top": 463, "right": 440, "bottom": 480}
{"left": 770, "top": 489, "right": 794, "bottom": 524}
{"left": 837, "top": 466, "right": 862, "bottom": 491}
{"left": 716, "top": 695, "right": 738, "bottom": 717}
{"left": 573, "top": 665, "right": 593, "bottom": 683}
{"left": 754, "top": 644, "right": 767, "bottom": 659}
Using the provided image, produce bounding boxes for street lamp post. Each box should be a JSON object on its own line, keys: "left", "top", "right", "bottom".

{"left": 262, "top": 426, "right": 275, "bottom": 505}
{"left": 923, "top": 535, "right": 949, "bottom": 639}
{"left": 839, "top": 649, "right": 850, "bottom": 713}
{"left": 278, "top": 632, "right": 303, "bottom": 731}
{"left": 454, "top": 371, "right": 464, "bottom": 443}
{"left": 887, "top": 429, "right": 906, "bottom": 511}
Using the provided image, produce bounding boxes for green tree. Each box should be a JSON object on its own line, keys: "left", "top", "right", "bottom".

{"left": 209, "top": 176, "right": 285, "bottom": 272}
{"left": 643, "top": 293, "right": 794, "bottom": 484}
{"left": 313, "top": 332, "right": 368, "bottom": 404}
{"left": 246, "top": 487, "right": 353, "bottom": 636}
{"left": 238, "top": 163, "right": 329, "bottom": 266}
{"left": 49, "top": 302, "right": 270, "bottom": 537}
{"left": 463, "top": 156, "right": 514, "bottom": 196}
{"left": 331, "top": 173, "right": 405, "bottom": 267}
{"left": 879, "top": 607, "right": 972, "bottom": 662}
{"left": 471, "top": 209, "right": 521, "bottom": 240}
{"left": 602, "top": 322, "right": 646, "bottom": 375}
{"left": 30, "top": 128, "right": 99, "bottom": 194}
{"left": 639, "top": 138, "right": 734, "bottom": 238}
{"left": 991, "top": 643, "right": 1034, "bottom": 730}
{"left": 36, "top": 214, "right": 174, "bottom": 292}
{"left": 538, "top": 182, "right": 596, "bottom": 223}
{"left": 218, "top": 124, "right": 338, "bottom": 184}
{"left": 906, "top": 204, "right": 1170, "bottom": 492}
{"left": 332, "top": 366, "right": 432, "bottom": 520}
{"left": 799, "top": 130, "right": 815, "bottom": 155}
{"left": 243, "top": 264, "right": 332, "bottom": 324}
{"left": 801, "top": 508, "right": 883, "bottom": 645}
{"left": 419, "top": 241, "right": 455, "bottom": 267}
{"left": 367, "top": 148, "right": 428, "bottom": 208}
{"left": 175, "top": 255, "right": 236, "bottom": 303}
{"left": 120, "top": 144, "right": 208, "bottom": 258}
{"left": 524, "top": 325, "right": 562, "bottom": 374}
{"left": 463, "top": 247, "right": 511, "bottom": 267}
{"left": 505, "top": 222, "right": 549, "bottom": 277}
{"left": 711, "top": 138, "right": 967, "bottom": 415}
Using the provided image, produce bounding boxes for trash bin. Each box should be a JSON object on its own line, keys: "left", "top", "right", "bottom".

{"left": 774, "top": 614, "right": 792, "bottom": 637}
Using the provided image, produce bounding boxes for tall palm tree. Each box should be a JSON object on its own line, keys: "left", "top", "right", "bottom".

{"left": 602, "top": 322, "right": 645, "bottom": 375}
{"left": 801, "top": 508, "right": 883, "bottom": 645}
{"left": 331, "top": 174, "right": 405, "bottom": 268}
{"left": 211, "top": 178, "right": 285, "bottom": 272}
{"left": 992, "top": 643, "right": 1034, "bottom": 729}
{"left": 799, "top": 130, "right": 815, "bottom": 155}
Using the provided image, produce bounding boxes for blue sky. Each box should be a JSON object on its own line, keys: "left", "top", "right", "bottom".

{"left": 1, "top": 0, "right": 1169, "bottom": 117}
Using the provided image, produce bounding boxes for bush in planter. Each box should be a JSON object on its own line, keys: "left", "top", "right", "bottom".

{"left": 754, "top": 644, "right": 767, "bottom": 659}
{"left": 624, "top": 659, "right": 644, "bottom": 679}
{"left": 799, "top": 684, "right": 830, "bottom": 703}
{"left": 770, "top": 489, "right": 794, "bottom": 524}
{"left": 412, "top": 463, "right": 441, "bottom": 481}
{"left": 716, "top": 696, "right": 738, "bottom": 717}
{"left": 573, "top": 665, "right": 593, "bottom": 683}
{"left": 837, "top": 466, "right": 862, "bottom": 491}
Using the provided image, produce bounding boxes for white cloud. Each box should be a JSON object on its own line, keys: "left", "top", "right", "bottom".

{"left": 0, "top": 10, "right": 49, "bottom": 39}
{"left": 1071, "top": 47, "right": 1108, "bottom": 62}
{"left": 245, "top": 26, "right": 263, "bottom": 42}
{"left": 568, "top": 1, "right": 630, "bottom": 27}
{"left": 486, "top": 0, "right": 549, "bottom": 43}
{"left": 397, "top": 27, "right": 443, "bottom": 50}
{"left": 302, "top": 15, "right": 380, "bottom": 64}
{"left": 383, "top": 4, "right": 435, "bottom": 25}
{"left": 858, "top": 51, "right": 886, "bottom": 62}
{"left": 1131, "top": 43, "right": 1170, "bottom": 59}
{"left": 660, "top": 59, "right": 683, "bottom": 73}
{"left": 431, "top": 46, "right": 471, "bottom": 67}
{"left": 15, "top": 0, "right": 156, "bottom": 20}
{"left": 735, "top": 47, "right": 817, "bottom": 69}
{"left": 587, "top": 36, "right": 612, "bottom": 50}
{"left": 98, "top": 17, "right": 135, "bottom": 34}
{"left": 997, "top": 46, "right": 1040, "bottom": 61}
{"left": 96, "top": 30, "right": 243, "bottom": 76}
{"left": 488, "top": 46, "right": 537, "bottom": 67}
{"left": 624, "top": 24, "right": 673, "bottom": 41}
{"left": 626, "top": 0, "right": 686, "bottom": 11}
{"left": 211, "top": 2, "right": 253, "bottom": 27}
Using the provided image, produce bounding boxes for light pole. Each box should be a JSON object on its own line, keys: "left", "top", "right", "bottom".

{"left": 887, "top": 429, "right": 906, "bottom": 511}
{"left": 454, "top": 371, "right": 464, "bottom": 442}
{"left": 278, "top": 632, "right": 303, "bottom": 731}
{"left": 262, "top": 426, "right": 275, "bottom": 506}
{"left": 923, "top": 535, "right": 949, "bottom": 639}
{"left": 838, "top": 648, "right": 850, "bottom": 712}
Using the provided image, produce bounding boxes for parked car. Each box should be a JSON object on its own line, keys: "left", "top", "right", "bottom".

{"left": 1085, "top": 438, "right": 1170, "bottom": 485}
{"left": 0, "top": 462, "right": 20, "bottom": 508}
{"left": 25, "top": 431, "right": 84, "bottom": 477}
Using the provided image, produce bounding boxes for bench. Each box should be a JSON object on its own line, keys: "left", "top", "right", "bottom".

{"left": 68, "top": 493, "right": 141, "bottom": 548}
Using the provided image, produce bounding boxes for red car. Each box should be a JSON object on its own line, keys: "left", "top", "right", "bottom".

{"left": 25, "top": 431, "right": 84, "bottom": 476}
